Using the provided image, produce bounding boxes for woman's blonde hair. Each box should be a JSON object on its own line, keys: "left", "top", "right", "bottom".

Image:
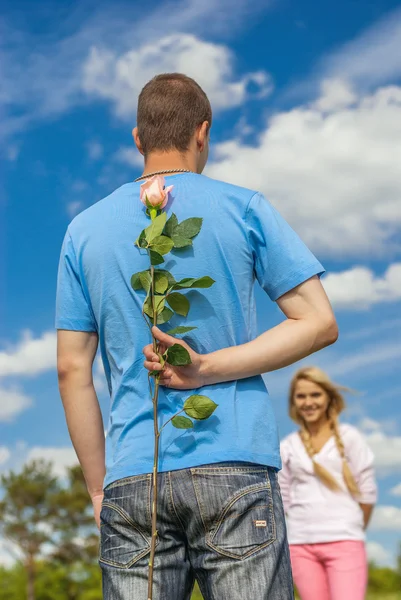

{"left": 289, "top": 366, "right": 359, "bottom": 498}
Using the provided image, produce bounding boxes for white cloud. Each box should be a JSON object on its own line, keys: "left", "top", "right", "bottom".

{"left": 87, "top": 140, "right": 103, "bottom": 160}
{"left": 359, "top": 417, "right": 382, "bottom": 432}
{"left": 321, "top": 8, "right": 401, "bottom": 91}
{"left": 5, "top": 144, "right": 19, "bottom": 161}
{"left": 357, "top": 419, "right": 401, "bottom": 476}
{"left": 0, "top": 539, "right": 22, "bottom": 567}
{"left": 313, "top": 78, "right": 357, "bottom": 112}
{"left": 93, "top": 355, "right": 107, "bottom": 395}
{"left": 370, "top": 505, "right": 401, "bottom": 531}
{"left": 27, "top": 446, "right": 78, "bottom": 478}
{"left": 0, "top": 0, "right": 272, "bottom": 138}
{"left": 323, "top": 263, "right": 401, "bottom": 309}
{"left": 0, "top": 331, "right": 56, "bottom": 377}
{"left": 71, "top": 180, "right": 88, "bottom": 193}
{"left": 82, "top": 34, "right": 272, "bottom": 120}
{"left": 67, "top": 201, "right": 84, "bottom": 219}
{"left": 328, "top": 341, "right": 401, "bottom": 380}
{"left": 114, "top": 146, "right": 143, "bottom": 168}
{"left": 0, "top": 446, "right": 11, "bottom": 465}
{"left": 366, "top": 541, "right": 392, "bottom": 566}
{"left": 363, "top": 428, "right": 401, "bottom": 476}
{"left": 0, "top": 387, "right": 33, "bottom": 422}
{"left": 207, "top": 83, "right": 401, "bottom": 257}
{"left": 390, "top": 483, "right": 401, "bottom": 497}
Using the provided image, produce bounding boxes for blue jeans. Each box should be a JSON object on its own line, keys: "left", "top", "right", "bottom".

{"left": 99, "top": 462, "right": 294, "bottom": 599}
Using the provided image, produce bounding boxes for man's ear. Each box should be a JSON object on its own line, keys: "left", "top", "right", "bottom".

{"left": 133, "top": 127, "right": 144, "bottom": 156}
{"left": 197, "top": 121, "right": 209, "bottom": 152}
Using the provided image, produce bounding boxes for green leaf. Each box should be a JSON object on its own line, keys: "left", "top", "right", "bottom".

{"left": 131, "top": 271, "right": 147, "bottom": 290}
{"left": 173, "top": 276, "right": 215, "bottom": 289}
{"left": 166, "top": 326, "right": 197, "bottom": 335}
{"left": 144, "top": 212, "right": 167, "bottom": 243}
{"left": 135, "top": 229, "right": 147, "bottom": 248}
{"left": 156, "top": 307, "right": 174, "bottom": 325}
{"left": 167, "top": 292, "right": 190, "bottom": 317}
{"left": 183, "top": 395, "right": 218, "bottom": 420}
{"left": 166, "top": 344, "right": 192, "bottom": 366}
{"left": 143, "top": 295, "right": 166, "bottom": 318}
{"left": 172, "top": 235, "right": 193, "bottom": 249}
{"left": 154, "top": 272, "right": 169, "bottom": 294}
{"left": 150, "top": 250, "right": 164, "bottom": 265}
{"left": 143, "top": 296, "right": 153, "bottom": 318}
{"left": 175, "top": 217, "right": 203, "bottom": 239}
{"left": 151, "top": 235, "right": 174, "bottom": 255}
{"left": 164, "top": 213, "right": 178, "bottom": 237}
{"left": 154, "top": 295, "right": 166, "bottom": 314}
{"left": 139, "top": 271, "right": 152, "bottom": 293}
{"left": 172, "top": 416, "right": 193, "bottom": 429}
{"left": 158, "top": 270, "right": 176, "bottom": 287}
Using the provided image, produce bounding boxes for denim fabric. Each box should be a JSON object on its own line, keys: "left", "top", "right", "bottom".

{"left": 99, "top": 462, "right": 294, "bottom": 599}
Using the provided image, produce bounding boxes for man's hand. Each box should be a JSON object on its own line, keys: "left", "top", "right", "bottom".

{"left": 143, "top": 327, "right": 205, "bottom": 390}
{"left": 91, "top": 492, "right": 104, "bottom": 530}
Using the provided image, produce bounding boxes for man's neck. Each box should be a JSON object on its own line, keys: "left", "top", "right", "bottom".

{"left": 141, "top": 151, "right": 197, "bottom": 177}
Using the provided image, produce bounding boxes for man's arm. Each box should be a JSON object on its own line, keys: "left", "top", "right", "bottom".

{"left": 203, "top": 276, "right": 337, "bottom": 384}
{"left": 57, "top": 330, "right": 105, "bottom": 523}
{"left": 143, "top": 276, "right": 338, "bottom": 388}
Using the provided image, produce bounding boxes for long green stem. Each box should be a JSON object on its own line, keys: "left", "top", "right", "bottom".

{"left": 147, "top": 377, "right": 160, "bottom": 600}
{"left": 150, "top": 266, "right": 157, "bottom": 354}
{"left": 147, "top": 264, "right": 159, "bottom": 600}
{"left": 159, "top": 408, "right": 185, "bottom": 434}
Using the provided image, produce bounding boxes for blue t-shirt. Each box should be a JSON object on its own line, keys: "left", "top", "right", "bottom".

{"left": 56, "top": 173, "right": 324, "bottom": 488}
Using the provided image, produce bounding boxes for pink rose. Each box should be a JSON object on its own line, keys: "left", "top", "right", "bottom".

{"left": 140, "top": 175, "right": 174, "bottom": 210}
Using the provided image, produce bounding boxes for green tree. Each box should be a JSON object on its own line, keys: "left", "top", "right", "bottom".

{"left": 50, "top": 465, "right": 98, "bottom": 565}
{"left": 48, "top": 465, "right": 101, "bottom": 600}
{"left": 368, "top": 562, "right": 401, "bottom": 594}
{"left": 0, "top": 460, "right": 60, "bottom": 600}
{"left": 0, "top": 564, "right": 26, "bottom": 600}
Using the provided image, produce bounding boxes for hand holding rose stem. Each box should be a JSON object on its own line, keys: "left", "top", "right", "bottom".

{"left": 132, "top": 176, "right": 217, "bottom": 600}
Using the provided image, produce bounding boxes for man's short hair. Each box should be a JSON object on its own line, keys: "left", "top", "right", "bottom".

{"left": 137, "top": 73, "right": 212, "bottom": 155}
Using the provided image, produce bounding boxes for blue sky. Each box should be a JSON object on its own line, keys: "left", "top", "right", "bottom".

{"left": 1, "top": 0, "right": 401, "bottom": 567}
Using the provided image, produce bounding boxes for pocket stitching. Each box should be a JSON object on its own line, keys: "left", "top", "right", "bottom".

{"left": 210, "top": 484, "right": 274, "bottom": 559}
{"left": 192, "top": 472, "right": 277, "bottom": 561}
{"left": 99, "top": 546, "right": 152, "bottom": 569}
{"left": 211, "top": 483, "right": 270, "bottom": 541}
{"left": 206, "top": 537, "right": 276, "bottom": 561}
{"left": 104, "top": 474, "right": 151, "bottom": 491}
{"left": 101, "top": 501, "right": 151, "bottom": 544}
{"left": 266, "top": 471, "right": 276, "bottom": 543}
{"left": 99, "top": 501, "right": 155, "bottom": 569}
{"left": 191, "top": 467, "right": 267, "bottom": 474}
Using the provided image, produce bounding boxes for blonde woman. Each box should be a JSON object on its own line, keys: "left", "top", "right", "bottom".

{"left": 279, "top": 367, "right": 377, "bottom": 600}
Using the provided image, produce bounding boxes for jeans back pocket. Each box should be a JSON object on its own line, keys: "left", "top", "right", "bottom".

{"left": 191, "top": 465, "right": 276, "bottom": 560}
{"left": 99, "top": 474, "right": 153, "bottom": 569}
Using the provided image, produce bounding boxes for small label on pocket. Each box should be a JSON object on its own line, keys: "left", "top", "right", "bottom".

{"left": 255, "top": 520, "right": 267, "bottom": 527}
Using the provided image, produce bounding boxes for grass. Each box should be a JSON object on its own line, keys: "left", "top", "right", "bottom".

{"left": 191, "top": 583, "right": 401, "bottom": 599}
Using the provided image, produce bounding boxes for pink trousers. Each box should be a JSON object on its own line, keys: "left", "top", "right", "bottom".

{"left": 290, "top": 541, "right": 368, "bottom": 600}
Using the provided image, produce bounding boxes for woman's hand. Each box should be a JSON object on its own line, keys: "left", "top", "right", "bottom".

{"left": 143, "top": 327, "right": 206, "bottom": 390}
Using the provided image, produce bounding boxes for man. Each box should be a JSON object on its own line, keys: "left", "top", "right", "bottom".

{"left": 56, "top": 73, "right": 338, "bottom": 600}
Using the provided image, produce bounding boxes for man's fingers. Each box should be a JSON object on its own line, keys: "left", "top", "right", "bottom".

{"left": 144, "top": 360, "right": 163, "bottom": 372}
{"left": 152, "top": 326, "right": 183, "bottom": 349}
{"left": 143, "top": 346, "right": 159, "bottom": 361}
